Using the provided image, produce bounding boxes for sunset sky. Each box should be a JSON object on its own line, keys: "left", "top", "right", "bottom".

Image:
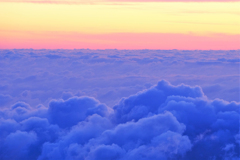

{"left": 0, "top": 1, "right": 240, "bottom": 159}
{"left": 0, "top": 0, "right": 239, "bottom": 49}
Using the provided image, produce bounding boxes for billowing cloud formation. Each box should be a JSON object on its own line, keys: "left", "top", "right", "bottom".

{"left": 48, "top": 97, "right": 112, "bottom": 128}
{"left": 0, "top": 80, "right": 239, "bottom": 159}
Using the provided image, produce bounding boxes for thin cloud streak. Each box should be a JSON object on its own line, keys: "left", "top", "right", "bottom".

{"left": 1, "top": 0, "right": 239, "bottom": 4}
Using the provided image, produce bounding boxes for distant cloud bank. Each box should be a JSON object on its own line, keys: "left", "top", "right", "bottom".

{"left": 0, "top": 49, "right": 239, "bottom": 106}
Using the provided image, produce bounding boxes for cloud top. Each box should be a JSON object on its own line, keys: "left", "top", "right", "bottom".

{"left": 0, "top": 80, "right": 239, "bottom": 159}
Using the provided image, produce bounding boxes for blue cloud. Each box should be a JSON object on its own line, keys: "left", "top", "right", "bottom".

{"left": 0, "top": 49, "right": 239, "bottom": 108}
{"left": 113, "top": 80, "right": 204, "bottom": 123}
{"left": 0, "top": 94, "right": 12, "bottom": 107}
{"left": 0, "top": 49, "right": 239, "bottom": 159}
{"left": 0, "top": 80, "right": 238, "bottom": 159}
{"left": 1, "top": 131, "right": 37, "bottom": 160}
{"left": 48, "top": 96, "right": 112, "bottom": 128}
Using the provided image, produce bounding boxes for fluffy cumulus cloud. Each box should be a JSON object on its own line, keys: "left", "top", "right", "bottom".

{"left": 0, "top": 80, "right": 239, "bottom": 160}
{"left": 48, "top": 97, "right": 112, "bottom": 128}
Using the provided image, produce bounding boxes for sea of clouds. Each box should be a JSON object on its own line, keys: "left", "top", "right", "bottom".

{"left": 0, "top": 49, "right": 239, "bottom": 159}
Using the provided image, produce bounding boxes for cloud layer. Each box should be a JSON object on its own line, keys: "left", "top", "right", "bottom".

{"left": 0, "top": 49, "right": 239, "bottom": 109}
{"left": 0, "top": 49, "right": 239, "bottom": 159}
{"left": 0, "top": 80, "right": 239, "bottom": 159}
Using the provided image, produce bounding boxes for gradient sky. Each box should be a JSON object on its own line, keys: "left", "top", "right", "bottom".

{"left": 0, "top": 0, "right": 239, "bottom": 49}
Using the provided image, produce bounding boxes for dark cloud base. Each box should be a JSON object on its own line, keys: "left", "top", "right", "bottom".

{"left": 0, "top": 80, "right": 239, "bottom": 160}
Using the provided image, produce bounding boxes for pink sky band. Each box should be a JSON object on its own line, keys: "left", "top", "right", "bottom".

{"left": 1, "top": 32, "right": 239, "bottom": 50}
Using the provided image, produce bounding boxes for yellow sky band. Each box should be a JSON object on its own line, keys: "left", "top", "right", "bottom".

{"left": 0, "top": 2, "right": 239, "bottom": 35}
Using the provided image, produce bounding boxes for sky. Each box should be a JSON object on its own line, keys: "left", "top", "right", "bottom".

{"left": 0, "top": 0, "right": 239, "bottom": 159}
{"left": 0, "top": 0, "right": 240, "bottom": 49}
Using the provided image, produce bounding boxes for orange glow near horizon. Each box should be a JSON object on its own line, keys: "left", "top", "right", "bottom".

{"left": 1, "top": 31, "right": 239, "bottom": 50}
{"left": 0, "top": 2, "right": 239, "bottom": 49}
